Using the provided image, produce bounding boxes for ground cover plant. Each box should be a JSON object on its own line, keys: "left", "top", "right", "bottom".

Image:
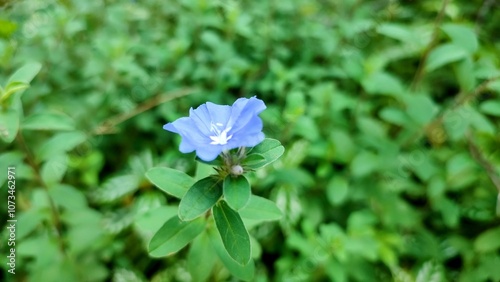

{"left": 1, "top": 0, "right": 500, "bottom": 281}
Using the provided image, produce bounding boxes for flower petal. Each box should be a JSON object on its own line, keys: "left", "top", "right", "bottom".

{"left": 179, "top": 138, "right": 196, "bottom": 153}
{"left": 189, "top": 105, "right": 212, "bottom": 136}
{"left": 163, "top": 97, "right": 267, "bottom": 161}
{"left": 231, "top": 132, "right": 265, "bottom": 148}
{"left": 228, "top": 96, "right": 266, "bottom": 133}
{"left": 164, "top": 117, "right": 208, "bottom": 145}
{"left": 163, "top": 123, "right": 179, "bottom": 133}
{"left": 206, "top": 102, "right": 232, "bottom": 126}
{"left": 195, "top": 145, "right": 223, "bottom": 161}
{"left": 231, "top": 115, "right": 263, "bottom": 136}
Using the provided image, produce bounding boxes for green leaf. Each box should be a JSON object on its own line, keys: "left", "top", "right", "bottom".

{"left": 133, "top": 190, "right": 167, "bottom": 216}
{"left": 92, "top": 174, "right": 140, "bottom": 203}
{"left": 350, "top": 151, "right": 379, "bottom": 177}
{"left": 223, "top": 175, "right": 251, "bottom": 211}
{"left": 49, "top": 184, "right": 87, "bottom": 211}
{"left": 361, "top": 72, "right": 405, "bottom": 96}
{"left": 178, "top": 176, "right": 222, "bottom": 221}
{"left": 442, "top": 24, "right": 478, "bottom": 54}
{"left": 22, "top": 112, "right": 75, "bottom": 131}
{"left": 36, "top": 131, "right": 87, "bottom": 161}
{"left": 148, "top": 216, "right": 205, "bottom": 257}
{"left": 208, "top": 227, "right": 255, "bottom": 281}
{"left": 425, "top": 43, "right": 468, "bottom": 72}
{"left": 497, "top": 194, "right": 500, "bottom": 217}
{"left": 17, "top": 209, "right": 46, "bottom": 240}
{"left": 41, "top": 154, "right": 68, "bottom": 186}
{"left": 404, "top": 95, "right": 439, "bottom": 126}
{"left": 0, "top": 18, "right": 17, "bottom": 38}
{"left": 454, "top": 57, "right": 476, "bottom": 92}
{"left": 480, "top": 101, "right": 500, "bottom": 117}
{"left": 7, "top": 62, "right": 42, "bottom": 84}
{"left": 134, "top": 205, "right": 178, "bottom": 235}
{"left": 293, "top": 116, "right": 320, "bottom": 140}
{"left": 0, "top": 108, "right": 19, "bottom": 143}
{"left": 416, "top": 261, "right": 444, "bottom": 282}
{"left": 377, "top": 23, "right": 414, "bottom": 43}
{"left": 474, "top": 227, "right": 500, "bottom": 253}
{"left": 435, "top": 197, "right": 460, "bottom": 228}
{"left": 379, "top": 107, "right": 410, "bottom": 126}
{"left": 241, "top": 153, "right": 265, "bottom": 167}
{"left": 239, "top": 195, "right": 282, "bottom": 222}
{"left": 194, "top": 161, "right": 216, "bottom": 181}
{"left": 326, "top": 176, "right": 349, "bottom": 205}
{"left": 245, "top": 138, "right": 284, "bottom": 169}
{"left": 1, "top": 81, "right": 29, "bottom": 102}
{"left": 187, "top": 231, "right": 215, "bottom": 282}
{"left": 145, "top": 167, "right": 194, "bottom": 199}
{"left": 213, "top": 200, "right": 251, "bottom": 265}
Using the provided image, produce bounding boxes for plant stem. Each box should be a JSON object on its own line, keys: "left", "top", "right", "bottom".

{"left": 93, "top": 88, "right": 196, "bottom": 135}
{"left": 410, "top": 0, "right": 449, "bottom": 91}
{"left": 17, "top": 131, "right": 67, "bottom": 256}
{"left": 402, "top": 76, "right": 500, "bottom": 148}
{"left": 466, "top": 132, "right": 500, "bottom": 194}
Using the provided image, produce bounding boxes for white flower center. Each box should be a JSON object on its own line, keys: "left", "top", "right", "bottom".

{"left": 209, "top": 122, "right": 233, "bottom": 145}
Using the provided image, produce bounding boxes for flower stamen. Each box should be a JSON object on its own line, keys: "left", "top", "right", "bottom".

{"left": 209, "top": 122, "right": 233, "bottom": 145}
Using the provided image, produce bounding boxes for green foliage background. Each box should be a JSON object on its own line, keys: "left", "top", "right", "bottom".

{"left": 1, "top": 0, "right": 500, "bottom": 281}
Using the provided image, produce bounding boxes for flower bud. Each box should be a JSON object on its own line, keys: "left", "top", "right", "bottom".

{"left": 230, "top": 165, "right": 244, "bottom": 176}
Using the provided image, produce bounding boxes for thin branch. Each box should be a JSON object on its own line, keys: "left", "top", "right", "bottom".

{"left": 475, "top": 0, "right": 497, "bottom": 31}
{"left": 466, "top": 132, "right": 500, "bottom": 194}
{"left": 16, "top": 131, "right": 67, "bottom": 256}
{"left": 402, "top": 75, "right": 500, "bottom": 148}
{"left": 450, "top": 75, "right": 500, "bottom": 111}
{"left": 92, "top": 88, "right": 196, "bottom": 135}
{"left": 410, "top": 0, "right": 449, "bottom": 91}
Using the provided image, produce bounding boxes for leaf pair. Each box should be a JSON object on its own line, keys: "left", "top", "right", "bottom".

{"left": 178, "top": 175, "right": 252, "bottom": 265}
{"left": 0, "top": 62, "right": 42, "bottom": 143}
{"left": 145, "top": 138, "right": 285, "bottom": 271}
{"left": 243, "top": 138, "right": 285, "bottom": 169}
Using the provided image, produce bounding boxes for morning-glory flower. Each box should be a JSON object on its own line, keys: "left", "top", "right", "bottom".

{"left": 164, "top": 96, "right": 266, "bottom": 161}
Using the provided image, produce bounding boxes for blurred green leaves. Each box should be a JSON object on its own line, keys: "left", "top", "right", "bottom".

{"left": 1, "top": 0, "right": 499, "bottom": 281}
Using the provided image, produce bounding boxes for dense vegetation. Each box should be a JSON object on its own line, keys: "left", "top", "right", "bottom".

{"left": 1, "top": 0, "right": 500, "bottom": 281}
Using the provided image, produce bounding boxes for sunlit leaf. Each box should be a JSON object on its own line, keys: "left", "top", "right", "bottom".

{"left": 178, "top": 176, "right": 222, "bottom": 221}
{"left": 187, "top": 231, "right": 215, "bottom": 282}
{"left": 92, "top": 174, "right": 140, "bottom": 204}
{"left": 0, "top": 109, "right": 19, "bottom": 143}
{"left": 239, "top": 195, "right": 282, "bottom": 222}
{"left": 36, "top": 131, "right": 87, "bottom": 161}
{"left": 148, "top": 216, "right": 205, "bottom": 257}
{"left": 480, "top": 101, "right": 500, "bottom": 117}
{"left": 208, "top": 227, "right": 255, "bottom": 281}
{"left": 213, "top": 200, "right": 251, "bottom": 265}
{"left": 425, "top": 43, "right": 467, "bottom": 72}
{"left": 327, "top": 176, "right": 349, "bottom": 205}
{"left": 442, "top": 24, "right": 478, "bottom": 54}
{"left": 7, "top": 62, "right": 42, "bottom": 84}
{"left": 245, "top": 138, "right": 284, "bottom": 169}
{"left": 474, "top": 227, "right": 500, "bottom": 253}
{"left": 146, "top": 167, "right": 194, "bottom": 199}
{"left": 223, "top": 175, "right": 251, "bottom": 211}
{"left": 22, "top": 112, "right": 75, "bottom": 131}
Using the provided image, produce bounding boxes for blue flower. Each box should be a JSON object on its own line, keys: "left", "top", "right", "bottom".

{"left": 164, "top": 96, "right": 266, "bottom": 161}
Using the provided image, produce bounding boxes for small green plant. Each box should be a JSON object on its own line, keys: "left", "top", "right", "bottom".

{"left": 145, "top": 97, "right": 284, "bottom": 280}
